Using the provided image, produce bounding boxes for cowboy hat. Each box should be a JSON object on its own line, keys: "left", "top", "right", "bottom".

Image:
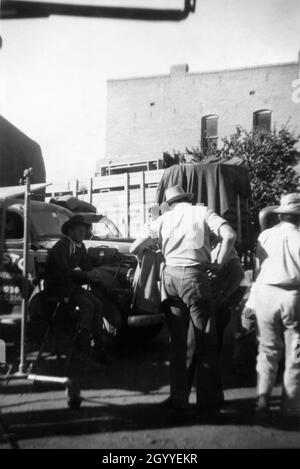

{"left": 273, "top": 193, "right": 300, "bottom": 214}
{"left": 165, "top": 185, "right": 194, "bottom": 205}
{"left": 61, "top": 214, "right": 90, "bottom": 235}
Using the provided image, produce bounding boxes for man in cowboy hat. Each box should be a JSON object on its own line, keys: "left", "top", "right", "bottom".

{"left": 45, "top": 214, "right": 107, "bottom": 365}
{"left": 131, "top": 185, "right": 236, "bottom": 419}
{"left": 251, "top": 193, "right": 300, "bottom": 418}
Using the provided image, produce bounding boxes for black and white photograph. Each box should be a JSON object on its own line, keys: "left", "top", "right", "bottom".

{"left": 0, "top": 0, "right": 300, "bottom": 452}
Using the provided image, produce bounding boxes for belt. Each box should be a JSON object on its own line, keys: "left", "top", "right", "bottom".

{"left": 164, "top": 264, "right": 207, "bottom": 272}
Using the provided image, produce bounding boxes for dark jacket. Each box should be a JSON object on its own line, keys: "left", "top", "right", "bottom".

{"left": 44, "top": 237, "right": 93, "bottom": 297}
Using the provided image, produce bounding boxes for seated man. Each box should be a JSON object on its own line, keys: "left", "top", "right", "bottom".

{"left": 44, "top": 214, "right": 108, "bottom": 365}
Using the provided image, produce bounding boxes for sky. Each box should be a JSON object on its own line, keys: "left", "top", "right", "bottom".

{"left": 1, "top": 0, "right": 300, "bottom": 183}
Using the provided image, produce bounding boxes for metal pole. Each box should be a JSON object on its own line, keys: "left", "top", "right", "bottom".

{"left": 140, "top": 171, "right": 146, "bottom": 226}
{"left": 88, "top": 177, "right": 93, "bottom": 205}
{"left": 17, "top": 168, "right": 32, "bottom": 375}
{"left": 124, "top": 172, "right": 129, "bottom": 238}
{"left": 0, "top": 201, "right": 7, "bottom": 272}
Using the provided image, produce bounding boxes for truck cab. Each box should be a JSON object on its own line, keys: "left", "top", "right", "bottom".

{"left": 0, "top": 198, "right": 71, "bottom": 321}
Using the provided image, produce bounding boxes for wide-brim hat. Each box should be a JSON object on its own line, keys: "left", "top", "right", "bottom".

{"left": 165, "top": 185, "right": 194, "bottom": 205}
{"left": 273, "top": 193, "right": 300, "bottom": 214}
{"left": 61, "top": 214, "right": 90, "bottom": 235}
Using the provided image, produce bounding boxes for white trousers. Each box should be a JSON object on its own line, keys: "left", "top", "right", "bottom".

{"left": 254, "top": 284, "right": 300, "bottom": 415}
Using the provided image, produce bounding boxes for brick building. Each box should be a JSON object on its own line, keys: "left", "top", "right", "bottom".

{"left": 97, "top": 54, "right": 300, "bottom": 175}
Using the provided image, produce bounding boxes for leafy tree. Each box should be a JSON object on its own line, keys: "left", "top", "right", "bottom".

{"left": 220, "top": 127, "right": 300, "bottom": 224}
{"left": 172, "top": 127, "right": 300, "bottom": 225}
{"left": 171, "top": 140, "right": 218, "bottom": 163}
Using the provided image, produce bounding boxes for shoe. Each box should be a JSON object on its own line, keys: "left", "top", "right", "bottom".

{"left": 196, "top": 408, "right": 222, "bottom": 423}
{"left": 158, "top": 397, "right": 190, "bottom": 423}
{"left": 256, "top": 394, "right": 270, "bottom": 413}
{"left": 255, "top": 394, "right": 271, "bottom": 424}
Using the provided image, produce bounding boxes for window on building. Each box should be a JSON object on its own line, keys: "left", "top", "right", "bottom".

{"left": 253, "top": 110, "right": 272, "bottom": 132}
{"left": 201, "top": 115, "right": 218, "bottom": 154}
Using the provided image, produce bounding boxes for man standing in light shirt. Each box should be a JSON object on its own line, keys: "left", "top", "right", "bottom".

{"left": 251, "top": 193, "right": 300, "bottom": 418}
{"left": 131, "top": 185, "right": 236, "bottom": 419}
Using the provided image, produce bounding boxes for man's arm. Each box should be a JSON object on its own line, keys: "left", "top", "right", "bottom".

{"left": 130, "top": 236, "right": 157, "bottom": 256}
{"left": 213, "top": 223, "right": 237, "bottom": 269}
{"left": 253, "top": 237, "right": 266, "bottom": 280}
{"left": 129, "top": 219, "right": 160, "bottom": 257}
{"left": 49, "top": 241, "right": 90, "bottom": 283}
{"left": 205, "top": 208, "right": 237, "bottom": 271}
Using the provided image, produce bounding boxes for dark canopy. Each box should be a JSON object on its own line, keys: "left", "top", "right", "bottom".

{"left": 0, "top": 115, "right": 46, "bottom": 187}
{"left": 156, "top": 162, "right": 250, "bottom": 214}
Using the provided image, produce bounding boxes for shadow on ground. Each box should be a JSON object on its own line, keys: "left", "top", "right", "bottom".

{"left": 2, "top": 324, "right": 296, "bottom": 448}
{"left": 1, "top": 327, "right": 170, "bottom": 395}
{"left": 1, "top": 323, "right": 259, "bottom": 396}
{"left": 2, "top": 394, "right": 300, "bottom": 444}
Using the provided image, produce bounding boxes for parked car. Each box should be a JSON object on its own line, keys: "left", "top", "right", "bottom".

{"left": 0, "top": 187, "right": 165, "bottom": 346}
{"left": 49, "top": 195, "right": 134, "bottom": 255}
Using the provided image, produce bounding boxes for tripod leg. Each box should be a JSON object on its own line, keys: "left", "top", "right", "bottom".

{"left": 64, "top": 320, "right": 82, "bottom": 410}
{"left": 64, "top": 319, "right": 80, "bottom": 375}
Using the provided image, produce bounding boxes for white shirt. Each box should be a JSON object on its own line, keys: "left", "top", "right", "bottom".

{"left": 256, "top": 222, "right": 300, "bottom": 288}
{"left": 149, "top": 202, "right": 226, "bottom": 267}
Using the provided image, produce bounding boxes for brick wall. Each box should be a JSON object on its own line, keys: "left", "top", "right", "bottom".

{"left": 104, "top": 58, "right": 300, "bottom": 163}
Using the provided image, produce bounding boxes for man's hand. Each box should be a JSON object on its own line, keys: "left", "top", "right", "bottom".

{"left": 204, "top": 261, "right": 223, "bottom": 274}
{"left": 129, "top": 236, "right": 156, "bottom": 257}
{"left": 87, "top": 268, "right": 102, "bottom": 283}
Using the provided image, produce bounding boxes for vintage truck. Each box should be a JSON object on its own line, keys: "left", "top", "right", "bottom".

{"left": 0, "top": 185, "right": 165, "bottom": 347}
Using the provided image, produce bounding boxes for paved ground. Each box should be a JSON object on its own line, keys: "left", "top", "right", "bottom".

{"left": 1, "top": 326, "right": 299, "bottom": 449}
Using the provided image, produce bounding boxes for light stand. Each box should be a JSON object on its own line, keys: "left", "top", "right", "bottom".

{"left": 16, "top": 168, "right": 31, "bottom": 376}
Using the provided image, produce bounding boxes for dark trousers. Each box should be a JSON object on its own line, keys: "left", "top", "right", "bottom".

{"left": 91, "top": 286, "right": 123, "bottom": 331}
{"left": 71, "top": 287, "right": 104, "bottom": 352}
{"left": 210, "top": 258, "right": 245, "bottom": 353}
{"left": 163, "top": 265, "right": 219, "bottom": 412}
{"left": 215, "top": 302, "right": 232, "bottom": 353}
